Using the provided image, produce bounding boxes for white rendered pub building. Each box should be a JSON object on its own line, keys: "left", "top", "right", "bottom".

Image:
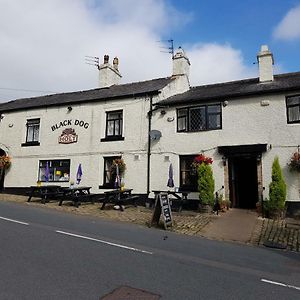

{"left": 0, "top": 46, "right": 299, "bottom": 216}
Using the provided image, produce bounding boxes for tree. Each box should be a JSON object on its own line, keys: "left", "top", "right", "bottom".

{"left": 268, "top": 156, "right": 286, "bottom": 213}
{"left": 198, "top": 163, "right": 215, "bottom": 206}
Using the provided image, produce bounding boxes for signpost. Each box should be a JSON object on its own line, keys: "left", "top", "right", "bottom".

{"left": 150, "top": 192, "right": 173, "bottom": 229}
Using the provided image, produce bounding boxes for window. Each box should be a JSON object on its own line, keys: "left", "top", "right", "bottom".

{"left": 180, "top": 155, "right": 198, "bottom": 192}
{"left": 38, "top": 160, "right": 70, "bottom": 182}
{"left": 102, "top": 156, "right": 121, "bottom": 188}
{"left": 177, "top": 104, "right": 221, "bottom": 132}
{"left": 101, "top": 110, "right": 124, "bottom": 141}
{"left": 286, "top": 95, "right": 300, "bottom": 123}
{"left": 22, "top": 118, "right": 40, "bottom": 146}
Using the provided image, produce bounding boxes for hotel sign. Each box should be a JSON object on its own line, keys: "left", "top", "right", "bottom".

{"left": 58, "top": 128, "right": 78, "bottom": 144}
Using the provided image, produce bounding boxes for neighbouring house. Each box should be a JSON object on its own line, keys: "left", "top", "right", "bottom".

{"left": 0, "top": 45, "right": 299, "bottom": 215}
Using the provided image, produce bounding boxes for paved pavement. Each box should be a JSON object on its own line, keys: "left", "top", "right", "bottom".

{"left": 200, "top": 208, "right": 259, "bottom": 243}
{"left": 0, "top": 193, "right": 299, "bottom": 252}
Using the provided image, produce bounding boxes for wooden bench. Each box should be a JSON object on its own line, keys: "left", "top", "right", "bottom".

{"left": 101, "top": 189, "right": 137, "bottom": 211}
{"left": 117, "top": 195, "right": 139, "bottom": 208}
{"left": 59, "top": 192, "right": 105, "bottom": 207}
{"left": 27, "top": 185, "right": 63, "bottom": 204}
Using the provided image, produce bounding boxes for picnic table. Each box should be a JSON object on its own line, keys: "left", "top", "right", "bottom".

{"left": 101, "top": 188, "right": 138, "bottom": 211}
{"left": 27, "top": 185, "right": 63, "bottom": 204}
{"left": 59, "top": 186, "right": 93, "bottom": 207}
{"left": 152, "top": 190, "right": 190, "bottom": 212}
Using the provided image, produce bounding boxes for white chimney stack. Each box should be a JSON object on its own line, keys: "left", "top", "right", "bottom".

{"left": 98, "top": 55, "right": 122, "bottom": 88}
{"left": 172, "top": 47, "right": 190, "bottom": 78}
{"left": 257, "top": 45, "right": 274, "bottom": 82}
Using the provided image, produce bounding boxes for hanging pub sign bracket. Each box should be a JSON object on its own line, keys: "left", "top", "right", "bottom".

{"left": 150, "top": 192, "right": 173, "bottom": 229}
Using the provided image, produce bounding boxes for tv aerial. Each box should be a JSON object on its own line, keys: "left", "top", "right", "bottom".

{"left": 85, "top": 56, "right": 100, "bottom": 69}
{"left": 158, "top": 39, "right": 174, "bottom": 58}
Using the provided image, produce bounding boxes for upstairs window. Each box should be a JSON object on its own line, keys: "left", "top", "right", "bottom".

{"left": 177, "top": 104, "right": 221, "bottom": 132}
{"left": 22, "top": 118, "right": 40, "bottom": 146}
{"left": 101, "top": 110, "right": 124, "bottom": 141}
{"left": 286, "top": 95, "right": 300, "bottom": 123}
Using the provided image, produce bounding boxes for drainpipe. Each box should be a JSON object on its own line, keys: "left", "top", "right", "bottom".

{"left": 146, "top": 96, "right": 167, "bottom": 197}
{"left": 146, "top": 95, "right": 153, "bottom": 197}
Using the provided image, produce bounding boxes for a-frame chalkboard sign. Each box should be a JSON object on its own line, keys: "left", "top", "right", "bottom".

{"left": 150, "top": 192, "right": 173, "bottom": 229}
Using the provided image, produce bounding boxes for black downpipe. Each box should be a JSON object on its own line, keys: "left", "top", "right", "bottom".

{"left": 146, "top": 95, "right": 153, "bottom": 196}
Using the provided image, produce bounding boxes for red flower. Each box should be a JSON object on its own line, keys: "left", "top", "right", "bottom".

{"left": 195, "top": 154, "right": 213, "bottom": 164}
{"left": 192, "top": 154, "right": 213, "bottom": 169}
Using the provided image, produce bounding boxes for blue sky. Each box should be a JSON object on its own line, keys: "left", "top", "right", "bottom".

{"left": 0, "top": 0, "right": 300, "bottom": 102}
{"left": 168, "top": 0, "right": 300, "bottom": 72}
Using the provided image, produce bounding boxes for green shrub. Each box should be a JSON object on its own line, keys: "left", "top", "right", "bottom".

{"left": 269, "top": 157, "right": 286, "bottom": 212}
{"left": 198, "top": 163, "right": 215, "bottom": 206}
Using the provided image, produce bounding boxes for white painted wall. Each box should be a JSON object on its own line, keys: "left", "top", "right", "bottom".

{"left": 0, "top": 82, "right": 299, "bottom": 202}
{"left": 150, "top": 92, "right": 300, "bottom": 202}
{"left": 0, "top": 95, "right": 152, "bottom": 194}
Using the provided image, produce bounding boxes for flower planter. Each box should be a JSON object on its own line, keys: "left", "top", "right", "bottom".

{"left": 199, "top": 204, "right": 212, "bottom": 213}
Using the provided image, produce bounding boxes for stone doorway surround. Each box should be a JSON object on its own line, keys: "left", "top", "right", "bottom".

{"left": 218, "top": 144, "right": 267, "bottom": 208}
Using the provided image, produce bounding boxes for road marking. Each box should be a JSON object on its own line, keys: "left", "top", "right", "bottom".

{"left": 56, "top": 230, "right": 153, "bottom": 255}
{"left": 0, "top": 216, "right": 29, "bottom": 226}
{"left": 261, "top": 279, "right": 300, "bottom": 291}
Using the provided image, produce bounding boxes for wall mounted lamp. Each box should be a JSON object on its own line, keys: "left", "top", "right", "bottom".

{"left": 67, "top": 106, "right": 73, "bottom": 112}
{"left": 160, "top": 110, "right": 166, "bottom": 115}
{"left": 222, "top": 101, "right": 228, "bottom": 107}
{"left": 0, "top": 113, "right": 4, "bottom": 122}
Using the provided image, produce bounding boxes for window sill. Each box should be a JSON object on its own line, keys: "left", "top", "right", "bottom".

{"left": 177, "top": 128, "right": 222, "bottom": 133}
{"left": 21, "top": 141, "right": 40, "bottom": 147}
{"left": 40, "top": 180, "right": 69, "bottom": 183}
{"left": 100, "top": 136, "right": 125, "bottom": 142}
{"left": 287, "top": 121, "right": 300, "bottom": 124}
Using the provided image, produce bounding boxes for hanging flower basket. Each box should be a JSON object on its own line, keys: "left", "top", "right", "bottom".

{"left": 288, "top": 151, "right": 300, "bottom": 172}
{"left": 110, "top": 158, "right": 126, "bottom": 175}
{"left": 191, "top": 154, "right": 213, "bottom": 174}
{"left": 0, "top": 155, "right": 11, "bottom": 169}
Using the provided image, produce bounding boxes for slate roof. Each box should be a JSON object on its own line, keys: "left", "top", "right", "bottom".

{"left": 158, "top": 72, "right": 300, "bottom": 106}
{"left": 0, "top": 77, "right": 173, "bottom": 112}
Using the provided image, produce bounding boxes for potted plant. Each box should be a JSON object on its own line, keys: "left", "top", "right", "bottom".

{"left": 196, "top": 158, "right": 215, "bottom": 213}
{"left": 268, "top": 156, "right": 287, "bottom": 219}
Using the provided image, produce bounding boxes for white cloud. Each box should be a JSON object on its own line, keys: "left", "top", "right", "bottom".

{"left": 273, "top": 5, "right": 300, "bottom": 40}
{"left": 187, "top": 43, "right": 256, "bottom": 85}
{"left": 0, "top": 0, "right": 255, "bottom": 102}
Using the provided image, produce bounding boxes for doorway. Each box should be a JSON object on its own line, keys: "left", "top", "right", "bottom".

{"left": 228, "top": 155, "right": 258, "bottom": 209}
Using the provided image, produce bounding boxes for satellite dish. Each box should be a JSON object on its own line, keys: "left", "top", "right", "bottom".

{"left": 149, "top": 130, "right": 162, "bottom": 141}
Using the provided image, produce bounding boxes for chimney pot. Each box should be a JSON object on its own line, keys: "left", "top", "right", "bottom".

{"left": 104, "top": 55, "right": 109, "bottom": 64}
{"left": 113, "top": 57, "right": 119, "bottom": 70}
